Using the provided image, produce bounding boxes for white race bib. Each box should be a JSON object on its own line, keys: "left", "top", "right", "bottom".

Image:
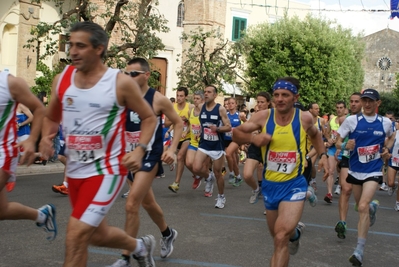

{"left": 203, "top": 127, "right": 219, "bottom": 141}
{"left": 357, "top": 144, "right": 380, "bottom": 163}
{"left": 125, "top": 131, "right": 141, "bottom": 152}
{"left": 191, "top": 124, "right": 201, "bottom": 135}
{"left": 67, "top": 135, "right": 105, "bottom": 163}
{"left": 267, "top": 151, "right": 297, "bottom": 174}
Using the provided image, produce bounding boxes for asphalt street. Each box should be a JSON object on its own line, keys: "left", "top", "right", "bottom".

{"left": 1, "top": 164, "right": 399, "bottom": 267}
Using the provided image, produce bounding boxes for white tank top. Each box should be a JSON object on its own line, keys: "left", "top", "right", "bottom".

{"left": 0, "top": 71, "right": 18, "bottom": 157}
{"left": 57, "top": 66, "right": 127, "bottom": 178}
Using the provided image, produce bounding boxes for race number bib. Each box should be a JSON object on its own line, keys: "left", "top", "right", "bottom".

{"left": 357, "top": 144, "right": 380, "bottom": 163}
{"left": 203, "top": 127, "right": 219, "bottom": 141}
{"left": 125, "top": 131, "right": 141, "bottom": 152}
{"left": 331, "top": 130, "right": 338, "bottom": 140}
{"left": 191, "top": 124, "right": 201, "bottom": 135}
{"left": 392, "top": 156, "right": 399, "bottom": 167}
{"left": 225, "top": 128, "right": 233, "bottom": 138}
{"left": 183, "top": 121, "right": 188, "bottom": 132}
{"left": 67, "top": 135, "right": 105, "bottom": 163}
{"left": 267, "top": 151, "right": 297, "bottom": 174}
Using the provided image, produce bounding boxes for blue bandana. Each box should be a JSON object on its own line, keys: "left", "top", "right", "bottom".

{"left": 272, "top": 81, "right": 298, "bottom": 94}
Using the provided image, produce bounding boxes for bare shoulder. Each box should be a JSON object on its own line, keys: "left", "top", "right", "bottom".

{"left": 300, "top": 110, "right": 313, "bottom": 125}
{"left": 154, "top": 91, "right": 172, "bottom": 113}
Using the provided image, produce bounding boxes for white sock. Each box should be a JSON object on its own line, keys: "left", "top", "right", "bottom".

{"left": 63, "top": 181, "right": 68, "bottom": 188}
{"left": 218, "top": 194, "right": 225, "bottom": 198}
{"left": 255, "top": 186, "right": 260, "bottom": 192}
{"left": 36, "top": 210, "right": 46, "bottom": 224}
{"left": 236, "top": 174, "right": 241, "bottom": 179}
{"left": 133, "top": 239, "right": 147, "bottom": 256}
{"left": 230, "top": 171, "right": 234, "bottom": 176}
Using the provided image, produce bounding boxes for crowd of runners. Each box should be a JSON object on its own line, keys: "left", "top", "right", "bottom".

{"left": 1, "top": 21, "right": 399, "bottom": 267}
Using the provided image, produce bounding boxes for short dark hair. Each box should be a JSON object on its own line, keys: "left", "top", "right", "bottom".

{"left": 177, "top": 86, "right": 188, "bottom": 96}
{"left": 336, "top": 100, "right": 346, "bottom": 108}
{"left": 170, "top": 97, "right": 176, "bottom": 103}
{"left": 205, "top": 85, "right": 217, "bottom": 94}
{"left": 351, "top": 92, "right": 361, "bottom": 97}
{"left": 307, "top": 102, "right": 318, "bottom": 110}
{"left": 70, "top": 21, "right": 109, "bottom": 59}
{"left": 127, "top": 57, "right": 150, "bottom": 72}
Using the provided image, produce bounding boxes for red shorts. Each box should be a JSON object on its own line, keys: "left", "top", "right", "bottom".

{"left": 68, "top": 174, "right": 126, "bottom": 227}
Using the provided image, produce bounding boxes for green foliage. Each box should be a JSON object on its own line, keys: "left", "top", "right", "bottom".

{"left": 31, "top": 61, "right": 65, "bottom": 97}
{"left": 379, "top": 92, "right": 399, "bottom": 117}
{"left": 177, "top": 27, "right": 243, "bottom": 93}
{"left": 24, "top": 0, "right": 169, "bottom": 69}
{"left": 242, "top": 15, "right": 365, "bottom": 114}
{"left": 392, "top": 73, "right": 399, "bottom": 100}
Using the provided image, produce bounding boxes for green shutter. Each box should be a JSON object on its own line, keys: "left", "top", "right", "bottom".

{"left": 232, "top": 17, "right": 247, "bottom": 41}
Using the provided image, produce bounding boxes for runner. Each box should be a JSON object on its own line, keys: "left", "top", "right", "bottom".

{"left": 192, "top": 85, "right": 231, "bottom": 207}
{"left": 336, "top": 89, "right": 394, "bottom": 266}
{"left": 233, "top": 77, "right": 328, "bottom": 266}
{"left": 0, "top": 69, "right": 56, "bottom": 245}
{"left": 39, "top": 22, "right": 158, "bottom": 267}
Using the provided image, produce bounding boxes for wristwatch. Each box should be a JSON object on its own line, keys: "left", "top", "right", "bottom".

{"left": 137, "top": 143, "right": 148, "bottom": 151}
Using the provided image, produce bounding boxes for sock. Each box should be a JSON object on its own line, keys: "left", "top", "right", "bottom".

{"left": 133, "top": 239, "right": 146, "bottom": 256}
{"left": 63, "top": 181, "right": 68, "bottom": 188}
{"left": 207, "top": 172, "right": 212, "bottom": 181}
{"left": 255, "top": 186, "right": 259, "bottom": 192}
{"left": 236, "top": 174, "right": 241, "bottom": 179}
{"left": 311, "top": 178, "right": 316, "bottom": 183}
{"left": 218, "top": 194, "right": 225, "bottom": 198}
{"left": 289, "top": 228, "right": 301, "bottom": 242}
{"left": 230, "top": 171, "right": 234, "bottom": 176}
{"left": 195, "top": 175, "right": 200, "bottom": 179}
{"left": 161, "top": 226, "right": 171, "bottom": 237}
{"left": 355, "top": 238, "right": 366, "bottom": 254}
{"left": 36, "top": 210, "right": 46, "bottom": 224}
{"left": 121, "top": 254, "right": 130, "bottom": 262}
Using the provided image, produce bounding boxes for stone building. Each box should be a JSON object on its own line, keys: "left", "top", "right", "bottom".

{"left": 362, "top": 28, "right": 399, "bottom": 92}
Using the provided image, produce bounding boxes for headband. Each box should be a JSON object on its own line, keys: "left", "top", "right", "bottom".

{"left": 272, "top": 81, "right": 298, "bottom": 95}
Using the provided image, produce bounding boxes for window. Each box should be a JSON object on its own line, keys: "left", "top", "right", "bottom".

{"left": 177, "top": 1, "right": 184, "bottom": 27}
{"left": 232, "top": 17, "right": 247, "bottom": 41}
{"left": 59, "top": 34, "right": 69, "bottom": 52}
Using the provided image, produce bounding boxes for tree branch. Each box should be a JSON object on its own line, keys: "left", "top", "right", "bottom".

{"left": 105, "top": 0, "right": 129, "bottom": 33}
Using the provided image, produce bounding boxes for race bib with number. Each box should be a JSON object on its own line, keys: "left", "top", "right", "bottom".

{"left": 225, "top": 128, "right": 233, "bottom": 137}
{"left": 331, "top": 130, "right": 338, "bottom": 140}
{"left": 392, "top": 156, "right": 399, "bottom": 167}
{"left": 125, "top": 131, "right": 141, "bottom": 152}
{"left": 267, "top": 151, "right": 297, "bottom": 174}
{"left": 191, "top": 124, "right": 201, "bottom": 135}
{"left": 183, "top": 121, "right": 188, "bottom": 132}
{"left": 203, "top": 127, "right": 219, "bottom": 141}
{"left": 357, "top": 144, "right": 380, "bottom": 163}
{"left": 67, "top": 135, "right": 105, "bottom": 163}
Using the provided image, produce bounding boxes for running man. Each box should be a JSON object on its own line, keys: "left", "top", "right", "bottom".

{"left": 333, "top": 92, "right": 362, "bottom": 239}
{"left": 0, "top": 70, "right": 57, "bottom": 244}
{"left": 108, "top": 57, "right": 183, "bottom": 267}
{"left": 233, "top": 77, "right": 328, "bottom": 267}
{"left": 336, "top": 89, "right": 394, "bottom": 266}
{"left": 168, "top": 87, "right": 194, "bottom": 192}
{"left": 39, "top": 22, "right": 158, "bottom": 267}
{"left": 192, "top": 85, "right": 231, "bottom": 208}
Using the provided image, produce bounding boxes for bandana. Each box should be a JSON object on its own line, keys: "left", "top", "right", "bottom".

{"left": 272, "top": 81, "right": 298, "bottom": 94}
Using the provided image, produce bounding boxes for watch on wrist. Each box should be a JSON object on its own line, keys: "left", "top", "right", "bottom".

{"left": 137, "top": 143, "right": 147, "bottom": 151}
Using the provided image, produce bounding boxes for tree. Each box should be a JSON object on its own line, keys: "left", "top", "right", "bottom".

{"left": 26, "top": 0, "right": 169, "bottom": 68}
{"left": 379, "top": 92, "right": 399, "bottom": 117}
{"left": 176, "top": 27, "right": 243, "bottom": 93}
{"left": 242, "top": 15, "right": 365, "bottom": 114}
{"left": 31, "top": 61, "right": 65, "bottom": 98}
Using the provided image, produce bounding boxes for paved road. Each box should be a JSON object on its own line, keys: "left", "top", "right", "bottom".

{"left": 1, "top": 165, "right": 399, "bottom": 267}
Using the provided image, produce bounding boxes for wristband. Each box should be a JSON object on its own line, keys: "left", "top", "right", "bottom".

{"left": 137, "top": 143, "right": 148, "bottom": 151}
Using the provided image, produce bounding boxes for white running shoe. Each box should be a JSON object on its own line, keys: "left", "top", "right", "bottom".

{"left": 249, "top": 189, "right": 260, "bottom": 204}
{"left": 106, "top": 259, "right": 132, "bottom": 267}
{"left": 334, "top": 185, "right": 341, "bottom": 195}
{"left": 380, "top": 182, "right": 388, "bottom": 191}
{"left": 215, "top": 196, "right": 226, "bottom": 209}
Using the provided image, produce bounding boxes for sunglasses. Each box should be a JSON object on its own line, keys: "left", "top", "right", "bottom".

{"left": 123, "top": 70, "right": 146, "bottom": 77}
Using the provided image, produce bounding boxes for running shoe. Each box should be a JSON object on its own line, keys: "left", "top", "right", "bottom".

{"left": 369, "top": 199, "right": 379, "bottom": 227}
{"left": 307, "top": 186, "right": 317, "bottom": 207}
{"left": 249, "top": 189, "right": 260, "bottom": 204}
{"left": 334, "top": 177, "right": 339, "bottom": 185}
{"left": 133, "top": 235, "right": 156, "bottom": 267}
{"left": 192, "top": 177, "right": 201, "bottom": 190}
{"left": 169, "top": 163, "right": 175, "bottom": 171}
{"left": 121, "top": 190, "right": 130, "bottom": 198}
{"left": 335, "top": 220, "right": 347, "bottom": 239}
{"left": 395, "top": 202, "right": 399, "bottom": 211}
{"left": 310, "top": 179, "right": 317, "bottom": 193}
{"left": 228, "top": 173, "right": 235, "bottom": 184}
{"left": 388, "top": 185, "right": 397, "bottom": 196}
{"left": 168, "top": 182, "right": 179, "bottom": 193}
{"left": 160, "top": 228, "right": 178, "bottom": 258}
{"left": 36, "top": 204, "right": 57, "bottom": 241}
{"left": 52, "top": 184, "right": 69, "bottom": 195}
{"left": 324, "top": 193, "right": 332, "bottom": 204}
{"left": 288, "top": 222, "right": 305, "bottom": 255}
{"left": 204, "top": 173, "right": 214, "bottom": 197}
{"left": 215, "top": 195, "right": 226, "bottom": 209}
{"left": 334, "top": 185, "right": 341, "bottom": 195}
{"left": 6, "top": 181, "right": 15, "bottom": 192}
{"left": 379, "top": 182, "right": 388, "bottom": 191}
{"left": 233, "top": 177, "right": 243, "bottom": 187}
{"left": 349, "top": 250, "right": 363, "bottom": 267}
{"left": 107, "top": 259, "right": 132, "bottom": 267}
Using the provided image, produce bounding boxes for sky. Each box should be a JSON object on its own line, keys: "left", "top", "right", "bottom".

{"left": 297, "top": 0, "right": 399, "bottom": 36}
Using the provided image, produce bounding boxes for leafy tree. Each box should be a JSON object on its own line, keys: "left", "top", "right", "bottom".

{"left": 31, "top": 61, "right": 66, "bottom": 98}
{"left": 242, "top": 15, "right": 365, "bottom": 114}
{"left": 26, "top": 0, "right": 169, "bottom": 68}
{"left": 379, "top": 92, "right": 399, "bottom": 117}
{"left": 177, "top": 27, "right": 243, "bottom": 93}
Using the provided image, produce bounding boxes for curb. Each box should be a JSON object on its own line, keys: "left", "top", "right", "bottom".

{"left": 16, "top": 162, "right": 65, "bottom": 176}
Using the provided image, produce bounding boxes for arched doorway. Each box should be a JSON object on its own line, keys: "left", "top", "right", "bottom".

{"left": 149, "top": 57, "right": 167, "bottom": 95}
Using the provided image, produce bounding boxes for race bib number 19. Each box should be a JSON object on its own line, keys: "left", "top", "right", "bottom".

{"left": 67, "top": 135, "right": 105, "bottom": 163}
